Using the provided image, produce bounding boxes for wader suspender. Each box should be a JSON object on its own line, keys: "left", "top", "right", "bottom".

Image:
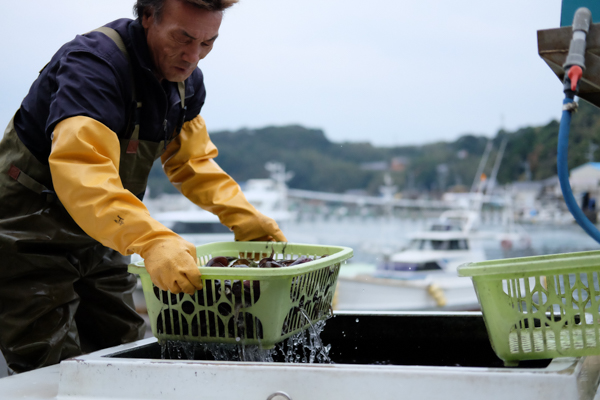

{"left": 8, "top": 27, "right": 187, "bottom": 198}
{"left": 93, "top": 27, "right": 187, "bottom": 198}
{"left": 7, "top": 164, "right": 52, "bottom": 197}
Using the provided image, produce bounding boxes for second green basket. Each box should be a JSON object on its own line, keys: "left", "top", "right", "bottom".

{"left": 458, "top": 250, "right": 600, "bottom": 365}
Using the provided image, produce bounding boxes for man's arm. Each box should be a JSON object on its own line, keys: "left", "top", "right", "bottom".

{"left": 161, "top": 115, "right": 287, "bottom": 242}
{"left": 49, "top": 116, "right": 203, "bottom": 294}
{"left": 41, "top": 47, "right": 204, "bottom": 294}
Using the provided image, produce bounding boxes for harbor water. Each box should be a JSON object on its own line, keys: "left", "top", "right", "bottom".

{"left": 279, "top": 216, "right": 600, "bottom": 264}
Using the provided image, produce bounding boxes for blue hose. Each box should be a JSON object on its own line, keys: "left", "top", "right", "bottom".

{"left": 557, "top": 96, "right": 600, "bottom": 243}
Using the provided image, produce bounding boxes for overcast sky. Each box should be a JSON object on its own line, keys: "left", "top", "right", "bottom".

{"left": 0, "top": 0, "right": 566, "bottom": 146}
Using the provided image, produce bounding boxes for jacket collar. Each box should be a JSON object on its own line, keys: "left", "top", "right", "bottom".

{"left": 128, "top": 19, "right": 155, "bottom": 74}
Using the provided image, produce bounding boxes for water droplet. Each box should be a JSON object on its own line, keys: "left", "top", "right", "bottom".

{"left": 355, "top": 318, "right": 359, "bottom": 322}
{"left": 236, "top": 337, "right": 241, "bottom": 342}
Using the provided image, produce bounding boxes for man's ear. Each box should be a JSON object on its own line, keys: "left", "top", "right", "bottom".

{"left": 142, "top": 9, "right": 154, "bottom": 29}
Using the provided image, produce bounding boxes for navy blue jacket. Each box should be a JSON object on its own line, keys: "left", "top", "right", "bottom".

{"left": 14, "top": 18, "right": 206, "bottom": 165}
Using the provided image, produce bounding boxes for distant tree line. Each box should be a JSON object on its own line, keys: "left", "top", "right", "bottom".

{"left": 146, "top": 100, "right": 600, "bottom": 197}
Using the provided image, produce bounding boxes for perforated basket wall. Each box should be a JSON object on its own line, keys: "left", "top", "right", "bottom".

{"left": 129, "top": 242, "right": 353, "bottom": 348}
{"left": 458, "top": 250, "right": 600, "bottom": 365}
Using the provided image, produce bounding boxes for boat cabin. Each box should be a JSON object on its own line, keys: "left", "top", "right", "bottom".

{"left": 406, "top": 238, "right": 470, "bottom": 251}
{"left": 377, "top": 230, "right": 479, "bottom": 274}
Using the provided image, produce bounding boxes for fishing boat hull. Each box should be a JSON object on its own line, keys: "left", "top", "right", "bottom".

{"left": 335, "top": 273, "right": 480, "bottom": 311}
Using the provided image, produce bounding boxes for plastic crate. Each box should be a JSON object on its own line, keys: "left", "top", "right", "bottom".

{"left": 128, "top": 242, "right": 353, "bottom": 348}
{"left": 458, "top": 250, "right": 600, "bottom": 365}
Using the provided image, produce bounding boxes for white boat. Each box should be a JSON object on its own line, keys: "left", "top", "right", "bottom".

{"left": 334, "top": 207, "right": 532, "bottom": 312}
{"left": 335, "top": 214, "right": 486, "bottom": 311}
{"left": 378, "top": 230, "right": 486, "bottom": 276}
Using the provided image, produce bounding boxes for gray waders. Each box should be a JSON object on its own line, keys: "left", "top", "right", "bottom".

{"left": 0, "top": 27, "right": 185, "bottom": 374}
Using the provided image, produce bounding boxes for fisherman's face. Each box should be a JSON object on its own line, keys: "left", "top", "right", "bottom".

{"left": 143, "top": 0, "right": 222, "bottom": 82}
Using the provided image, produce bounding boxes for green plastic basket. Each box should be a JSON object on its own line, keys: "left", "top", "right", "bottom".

{"left": 128, "top": 241, "right": 353, "bottom": 348}
{"left": 458, "top": 250, "right": 600, "bottom": 365}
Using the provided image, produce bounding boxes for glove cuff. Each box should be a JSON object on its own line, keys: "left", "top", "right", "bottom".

{"left": 139, "top": 234, "right": 197, "bottom": 261}
{"left": 233, "top": 213, "right": 287, "bottom": 242}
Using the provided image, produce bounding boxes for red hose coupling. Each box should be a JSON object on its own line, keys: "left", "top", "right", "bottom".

{"left": 568, "top": 65, "right": 583, "bottom": 92}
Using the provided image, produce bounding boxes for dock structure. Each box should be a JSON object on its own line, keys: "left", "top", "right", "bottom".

{"left": 287, "top": 188, "right": 454, "bottom": 211}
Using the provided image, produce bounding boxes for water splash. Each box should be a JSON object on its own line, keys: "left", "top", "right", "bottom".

{"left": 159, "top": 318, "right": 332, "bottom": 364}
{"left": 160, "top": 341, "right": 277, "bottom": 362}
{"left": 278, "top": 319, "right": 331, "bottom": 364}
{"left": 161, "top": 340, "right": 196, "bottom": 360}
{"left": 202, "top": 343, "right": 276, "bottom": 362}
{"left": 297, "top": 308, "right": 331, "bottom": 364}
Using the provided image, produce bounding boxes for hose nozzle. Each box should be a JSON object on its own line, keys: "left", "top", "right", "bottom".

{"left": 564, "top": 7, "right": 592, "bottom": 71}
{"left": 563, "top": 8, "right": 592, "bottom": 96}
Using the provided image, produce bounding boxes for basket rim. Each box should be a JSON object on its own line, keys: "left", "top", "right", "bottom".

{"left": 128, "top": 241, "right": 353, "bottom": 277}
{"left": 457, "top": 249, "right": 600, "bottom": 278}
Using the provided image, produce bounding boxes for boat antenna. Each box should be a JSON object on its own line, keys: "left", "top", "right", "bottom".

{"left": 486, "top": 137, "right": 508, "bottom": 195}
{"left": 470, "top": 140, "right": 493, "bottom": 193}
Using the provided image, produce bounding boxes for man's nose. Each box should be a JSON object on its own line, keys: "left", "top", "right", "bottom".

{"left": 181, "top": 49, "right": 201, "bottom": 65}
{"left": 182, "top": 42, "right": 205, "bottom": 64}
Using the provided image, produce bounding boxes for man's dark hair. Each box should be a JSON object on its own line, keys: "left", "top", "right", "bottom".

{"left": 134, "top": 0, "right": 238, "bottom": 21}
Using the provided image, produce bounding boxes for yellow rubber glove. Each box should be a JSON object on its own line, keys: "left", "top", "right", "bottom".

{"left": 49, "top": 116, "right": 203, "bottom": 294}
{"left": 161, "top": 115, "right": 287, "bottom": 242}
{"left": 140, "top": 236, "right": 202, "bottom": 294}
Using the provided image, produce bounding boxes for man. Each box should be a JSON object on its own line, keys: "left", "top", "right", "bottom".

{"left": 0, "top": 0, "right": 286, "bottom": 373}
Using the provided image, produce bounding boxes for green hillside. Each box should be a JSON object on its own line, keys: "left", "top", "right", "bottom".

{"left": 146, "top": 99, "right": 600, "bottom": 197}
